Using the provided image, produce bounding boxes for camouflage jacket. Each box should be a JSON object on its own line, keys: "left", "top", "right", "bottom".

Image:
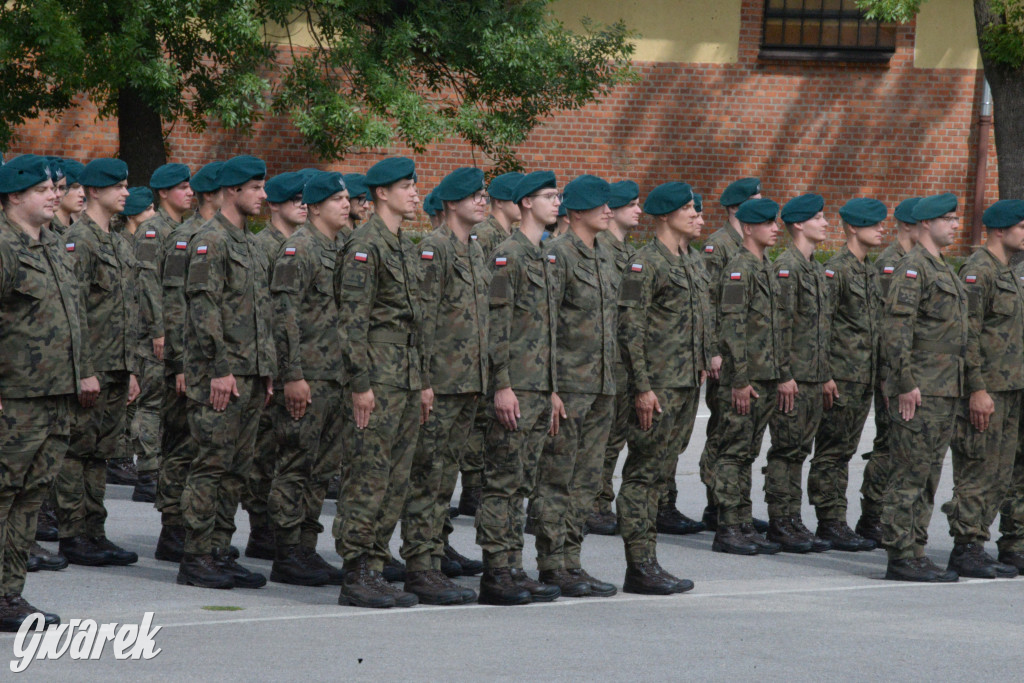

{"left": 597, "top": 230, "right": 637, "bottom": 391}
{"left": 875, "top": 240, "right": 908, "bottom": 301}
{"left": 618, "top": 238, "right": 708, "bottom": 391}
{"left": 825, "top": 246, "right": 880, "bottom": 385}
{"left": 472, "top": 215, "right": 513, "bottom": 259}
{"left": 270, "top": 224, "right": 344, "bottom": 385}
{"left": 960, "top": 247, "right": 1024, "bottom": 393}
{"left": 252, "top": 224, "right": 288, "bottom": 272}
{"left": 417, "top": 224, "right": 489, "bottom": 395}
{"left": 49, "top": 216, "right": 70, "bottom": 235}
{"left": 883, "top": 243, "right": 968, "bottom": 397}
{"left": 0, "top": 215, "right": 81, "bottom": 397}
{"left": 774, "top": 246, "right": 831, "bottom": 383}
{"left": 488, "top": 230, "right": 558, "bottom": 393}
{"left": 65, "top": 213, "right": 138, "bottom": 377}
{"left": 701, "top": 222, "right": 743, "bottom": 358}
{"left": 161, "top": 214, "right": 207, "bottom": 376}
{"left": 336, "top": 214, "right": 423, "bottom": 394}
{"left": 718, "top": 248, "right": 787, "bottom": 388}
{"left": 184, "top": 212, "right": 276, "bottom": 401}
{"left": 135, "top": 208, "right": 184, "bottom": 359}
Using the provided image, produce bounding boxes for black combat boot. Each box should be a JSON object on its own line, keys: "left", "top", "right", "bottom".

{"left": 656, "top": 491, "right": 706, "bottom": 535}
{"left": 404, "top": 570, "right": 464, "bottom": 605}
{"left": 431, "top": 569, "right": 477, "bottom": 604}
{"left": 301, "top": 547, "right": 346, "bottom": 585}
{"left": 789, "top": 516, "right": 832, "bottom": 552}
{"left": 458, "top": 486, "right": 482, "bottom": 517}
{"left": 28, "top": 542, "right": 67, "bottom": 572}
{"left": 59, "top": 535, "right": 113, "bottom": 566}
{"left": 35, "top": 503, "right": 58, "bottom": 542}
{"left": 383, "top": 557, "right": 407, "bottom": 583}
{"left": 566, "top": 568, "right": 617, "bottom": 597}
{"left": 701, "top": 505, "right": 719, "bottom": 532}
{"left": 510, "top": 567, "right": 560, "bottom": 602}
{"left": 997, "top": 550, "right": 1024, "bottom": 572}
{"left": 325, "top": 474, "right": 341, "bottom": 501}
{"left": 212, "top": 548, "right": 266, "bottom": 588}
{"left": 444, "top": 543, "right": 483, "bottom": 577}
{"left": 538, "top": 569, "right": 591, "bottom": 597}
{"left": 741, "top": 523, "right": 781, "bottom": 555}
{"left": 650, "top": 558, "right": 695, "bottom": 594}
{"left": 177, "top": 553, "right": 235, "bottom": 589}
{"left": 338, "top": 556, "right": 395, "bottom": 608}
{"left": 271, "top": 545, "right": 330, "bottom": 586}
{"left": 885, "top": 556, "right": 958, "bottom": 583}
{"left": 817, "top": 519, "right": 876, "bottom": 552}
{"left": 712, "top": 524, "right": 759, "bottom": 555}
{"left": 585, "top": 509, "right": 618, "bottom": 536}
{"left": 374, "top": 574, "right": 419, "bottom": 607}
{"left": 623, "top": 562, "right": 676, "bottom": 595}
{"left": 478, "top": 567, "right": 531, "bottom": 606}
{"left": 106, "top": 458, "right": 138, "bottom": 485}
{"left": 244, "top": 525, "right": 275, "bottom": 560}
{"left": 855, "top": 514, "right": 885, "bottom": 547}
{"left": 948, "top": 543, "right": 1018, "bottom": 579}
{"left": 90, "top": 536, "right": 138, "bottom": 565}
{"left": 751, "top": 517, "right": 770, "bottom": 534}
{"left": 131, "top": 470, "right": 157, "bottom": 503}
{"left": 155, "top": 525, "right": 186, "bottom": 562}
{"left": 767, "top": 517, "right": 813, "bottom": 554}
{"left": 0, "top": 595, "right": 60, "bottom": 632}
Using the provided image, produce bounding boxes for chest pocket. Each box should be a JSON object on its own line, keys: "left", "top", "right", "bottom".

{"left": 226, "top": 247, "right": 251, "bottom": 292}
{"left": 846, "top": 277, "right": 867, "bottom": 306}
{"left": 567, "top": 262, "right": 599, "bottom": 307}
{"left": 799, "top": 277, "right": 821, "bottom": 315}
{"left": 661, "top": 268, "right": 692, "bottom": 312}
{"left": 924, "top": 277, "right": 959, "bottom": 319}
{"left": 93, "top": 249, "right": 122, "bottom": 291}
{"left": 991, "top": 279, "right": 1019, "bottom": 317}
{"left": 749, "top": 276, "right": 772, "bottom": 318}
{"left": 14, "top": 253, "right": 50, "bottom": 300}
{"left": 384, "top": 253, "right": 406, "bottom": 285}
{"left": 517, "top": 265, "right": 547, "bottom": 309}
{"left": 317, "top": 253, "right": 336, "bottom": 295}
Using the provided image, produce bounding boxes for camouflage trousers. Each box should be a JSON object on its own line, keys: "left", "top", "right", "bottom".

{"left": 860, "top": 376, "right": 893, "bottom": 520}
{"left": 401, "top": 393, "right": 479, "bottom": 572}
{"left": 182, "top": 376, "right": 264, "bottom": 555}
{"left": 765, "top": 381, "right": 824, "bottom": 519}
{"left": 699, "top": 377, "right": 723, "bottom": 509}
{"left": 596, "top": 386, "right": 630, "bottom": 515}
{"left": 131, "top": 356, "right": 163, "bottom": 474}
{"left": 708, "top": 380, "right": 775, "bottom": 527}
{"left": 332, "top": 384, "right": 419, "bottom": 571}
{"left": 0, "top": 396, "right": 70, "bottom": 595}
{"left": 881, "top": 395, "right": 957, "bottom": 560}
{"left": 997, "top": 420, "right": 1024, "bottom": 554}
{"left": 532, "top": 392, "right": 614, "bottom": 572}
{"left": 809, "top": 380, "right": 872, "bottom": 522}
{"left": 943, "top": 390, "right": 1021, "bottom": 544}
{"left": 476, "top": 390, "right": 551, "bottom": 569}
{"left": 269, "top": 380, "right": 345, "bottom": 548}
{"left": 55, "top": 371, "right": 129, "bottom": 538}
{"left": 459, "top": 407, "right": 487, "bottom": 491}
{"left": 618, "top": 387, "right": 699, "bottom": 564}
{"left": 243, "top": 408, "right": 279, "bottom": 532}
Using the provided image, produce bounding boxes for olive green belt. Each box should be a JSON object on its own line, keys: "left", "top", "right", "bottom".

{"left": 368, "top": 330, "right": 417, "bottom": 346}
{"left": 912, "top": 338, "right": 965, "bottom": 356}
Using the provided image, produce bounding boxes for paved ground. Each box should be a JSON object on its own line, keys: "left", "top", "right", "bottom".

{"left": 9, "top": 403, "right": 1024, "bottom": 680}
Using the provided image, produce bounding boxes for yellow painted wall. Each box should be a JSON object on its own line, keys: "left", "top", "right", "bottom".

{"left": 914, "top": 0, "right": 982, "bottom": 69}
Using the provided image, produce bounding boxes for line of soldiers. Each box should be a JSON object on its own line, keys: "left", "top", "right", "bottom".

{"left": 4, "top": 149, "right": 1024, "bottom": 629}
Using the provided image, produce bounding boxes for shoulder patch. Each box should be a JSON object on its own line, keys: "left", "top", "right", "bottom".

{"left": 730, "top": 272, "right": 742, "bottom": 280}
{"left": 145, "top": 230, "right": 157, "bottom": 238}
{"left": 354, "top": 251, "right": 368, "bottom": 262}
{"left": 964, "top": 274, "right": 977, "bottom": 284}
{"left": 778, "top": 269, "right": 789, "bottom": 278}
{"left": 65, "top": 243, "right": 75, "bottom": 252}
{"left": 272, "top": 263, "right": 298, "bottom": 289}
{"left": 824, "top": 269, "right": 835, "bottom": 278}
{"left": 421, "top": 250, "right": 434, "bottom": 260}
{"left": 621, "top": 278, "right": 642, "bottom": 302}
{"left": 548, "top": 254, "right": 556, "bottom": 264}
{"left": 470, "top": 234, "right": 478, "bottom": 240}
{"left": 175, "top": 241, "right": 188, "bottom": 250}
{"left": 882, "top": 266, "right": 894, "bottom": 274}
{"left": 704, "top": 245, "right": 714, "bottom": 253}
{"left": 284, "top": 246, "right": 296, "bottom": 256}
{"left": 722, "top": 283, "right": 744, "bottom": 305}
{"left": 905, "top": 270, "right": 918, "bottom": 279}
{"left": 631, "top": 263, "right": 643, "bottom": 272}
{"left": 196, "top": 245, "right": 208, "bottom": 255}
{"left": 495, "top": 256, "right": 508, "bottom": 267}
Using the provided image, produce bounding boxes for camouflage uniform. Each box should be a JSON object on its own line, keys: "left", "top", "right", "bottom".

{"left": 531, "top": 232, "right": 617, "bottom": 572}
{"left": 1000, "top": 262, "right": 1024, "bottom": 555}
{"left": 0, "top": 216, "right": 81, "bottom": 596}
{"left": 267, "top": 225, "right": 344, "bottom": 548}
{"left": 476, "top": 230, "right": 558, "bottom": 569}
{"left": 49, "top": 216, "right": 70, "bottom": 236}
{"left": 616, "top": 239, "right": 707, "bottom": 564}
{"left": 472, "top": 215, "right": 513, "bottom": 260}
{"left": 765, "top": 247, "right": 831, "bottom": 518}
{"left": 181, "top": 213, "right": 276, "bottom": 555}
{"left": 55, "top": 214, "right": 138, "bottom": 539}
{"left": 810, "top": 246, "right": 880, "bottom": 522}
{"left": 331, "top": 215, "right": 423, "bottom": 571}
{"left": 400, "top": 225, "right": 489, "bottom": 572}
{"left": 942, "top": 248, "right": 1024, "bottom": 544}
{"left": 881, "top": 244, "right": 967, "bottom": 559}
{"left": 710, "top": 249, "right": 786, "bottom": 526}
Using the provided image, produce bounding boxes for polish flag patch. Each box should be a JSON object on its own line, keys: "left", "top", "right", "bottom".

{"left": 65, "top": 243, "right": 75, "bottom": 252}
{"left": 825, "top": 269, "right": 835, "bottom": 278}
{"left": 145, "top": 230, "right": 157, "bottom": 238}
{"left": 495, "top": 257, "right": 507, "bottom": 267}
{"left": 420, "top": 250, "right": 434, "bottom": 260}
{"left": 547, "top": 255, "right": 556, "bottom": 264}
{"left": 730, "top": 272, "right": 742, "bottom": 280}
{"left": 284, "top": 247, "right": 296, "bottom": 256}
{"left": 354, "top": 252, "right": 368, "bottom": 262}
{"left": 778, "top": 270, "right": 789, "bottom": 278}
{"left": 196, "top": 245, "right": 207, "bottom": 255}
{"left": 631, "top": 263, "right": 643, "bottom": 272}
{"left": 175, "top": 241, "right": 188, "bottom": 250}
{"left": 964, "top": 275, "right": 977, "bottom": 284}
{"left": 906, "top": 270, "right": 918, "bottom": 279}
{"left": 470, "top": 234, "right": 478, "bottom": 240}
{"left": 883, "top": 266, "right": 894, "bottom": 274}
{"left": 704, "top": 245, "right": 715, "bottom": 253}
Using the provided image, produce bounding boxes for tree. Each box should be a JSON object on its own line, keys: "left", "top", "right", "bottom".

{"left": 857, "top": 0, "right": 1024, "bottom": 197}
{"left": 0, "top": 1, "right": 635, "bottom": 183}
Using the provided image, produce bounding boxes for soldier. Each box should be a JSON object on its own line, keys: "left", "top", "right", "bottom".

{"left": 857, "top": 197, "right": 921, "bottom": 545}
{"left": 154, "top": 160, "right": 223, "bottom": 563}
{"left": 42, "top": 158, "right": 67, "bottom": 235}
{"left": 616, "top": 181, "right": 705, "bottom": 594}
{"left": 52, "top": 159, "right": 86, "bottom": 233}
{"left": 131, "top": 164, "right": 193, "bottom": 504}
{"left": 763, "top": 194, "right": 834, "bottom": 553}
{"left": 332, "top": 156, "right": 423, "bottom": 609}
{"left": 242, "top": 170, "right": 309, "bottom": 562}
{"left": 588, "top": 180, "right": 640, "bottom": 537}
{"left": 700, "top": 177, "right": 767, "bottom": 533}
{"left": 809, "top": 199, "right": 885, "bottom": 552}
{"left": 177, "top": 155, "right": 276, "bottom": 590}
{"left": 120, "top": 188, "right": 156, "bottom": 232}
{"left": 940, "top": 200, "right": 1024, "bottom": 578}
{"left": 398, "top": 167, "right": 489, "bottom": 605}
{"left": 0, "top": 155, "right": 82, "bottom": 630}
{"left": 343, "top": 173, "right": 369, "bottom": 231}
{"left": 531, "top": 175, "right": 618, "bottom": 598}
{"left": 424, "top": 190, "right": 444, "bottom": 229}
{"left": 708, "top": 197, "right": 784, "bottom": 556}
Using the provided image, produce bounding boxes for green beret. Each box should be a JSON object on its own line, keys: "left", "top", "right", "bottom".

{"left": 60, "top": 159, "right": 85, "bottom": 185}
{"left": 80, "top": 158, "right": 129, "bottom": 188}
{"left": 423, "top": 190, "right": 443, "bottom": 217}
{"left": 609, "top": 181, "right": 640, "bottom": 209}
{"left": 190, "top": 161, "right": 223, "bottom": 194}
{"left": 437, "top": 167, "right": 485, "bottom": 202}
{"left": 343, "top": 173, "right": 368, "bottom": 199}
{"left": 735, "top": 197, "right": 779, "bottom": 224}
{"left": 720, "top": 177, "right": 761, "bottom": 208}
{"left": 512, "top": 171, "right": 557, "bottom": 203}
{"left": 0, "top": 154, "right": 52, "bottom": 193}
{"left": 781, "top": 193, "right": 825, "bottom": 224}
{"left": 303, "top": 171, "right": 347, "bottom": 206}
{"left": 840, "top": 198, "right": 887, "bottom": 227}
{"left": 911, "top": 193, "right": 958, "bottom": 222}
{"left": 562, "top": 174, "right": 611, "bottom": 211}
{"left": 487, "top": 172, "right": 525, "bottom": 202}
{"left": 44, "top": 156, "right": 65, "bottom": 183}
{"left": 299, "top": 167, "right": 320, "bottom": 180}
{"left": 643, "top": 182, "right": 694, "bottom": 216}
{"left": 982, "top": 199, "right": 1024, "bottom": 229}
{"left": 693, "top": 193, "right": 703, "bottom": 213}
{"left": 217, "top": 155, "right": 266, "bottom": 188}
{"left": 121, "top": 187, "right": 154, "bottom": 216}
{"left": 150, "top": 163, "right": 191, "bottom": 190}
{"left": 365, "top": 157, "right": 416, "bottom": 188}
{"left": 265, "top": 171, "right": 308, "bottom": 204}
{"left": 893, "top": 198, "right": 921, "bottom": 224}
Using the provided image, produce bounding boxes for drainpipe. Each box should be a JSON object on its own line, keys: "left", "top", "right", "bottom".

{"left": 972, "top": 79, "right": 993, "bottom": 246}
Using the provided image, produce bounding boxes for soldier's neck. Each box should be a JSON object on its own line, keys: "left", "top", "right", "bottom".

{"left": 742, "top": 240, "right": 766, "bottom": 260}
{"left": 727, "top": 214, "right": 743, "bottom": 236}
{"left": 448, "top": 216, "right": 473, "bottom": 244}
{"left": 85, "top": 205, "right": 114, "bottom": 232}
{"left": 845, "top": 238, "right": 869, "bottom": 262}
{"left": 6, "top": 211, "right": 43, "bottom": 242}
{"left": 375, "top": 205, "right": 404, "bottom": 234}
{"left": 985, "top": 239, "right": 1009, "bottom": 265}
{"left": 792, "top": 234, "right": 817, "bottom": 261}
{"left": 897, "top": 234, "right": 916, "bottom": 253}
{"left": 270, "top": 215, "right": 298, "bottom": 239}
{"left": 56, "top": 208, "right": 74, "bottom": 226}
{"left": 569, "top": 223, "right": 596, "bottom": 249}
{"left": 656, "top": 229, "right": 681, "bottom": 256}
{"left": 609, "top": 222, "right": 628, "bottom": 242}
{"left": 162, "top": 204, "right": 184, "bottom": 223}
{"left": 310, "top": 217, "right": 341, "bottom": 241}
{"left": 917, "top": 233, "right": 943, "bottom": 259}
{"left": 519, "top": 218, "right": 545, "bottom": 246}
{"left": 491, "top": 210, "right": 512, "bottom": 232}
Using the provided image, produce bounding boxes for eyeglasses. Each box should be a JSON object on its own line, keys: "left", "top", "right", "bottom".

{"left": 470, "top": 191, "right": 489, "bottom": 204}
{"left": 940, "top": 215, "right": 961, "bottom": 223}
{"left": 532, "top": 192, "right": 561, "bottom": 203}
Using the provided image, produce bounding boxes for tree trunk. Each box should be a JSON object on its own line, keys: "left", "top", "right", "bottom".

{"left": 117, "top": 86, "right": 166, "bottom": 186}
{"left": 974, "top": 0, "right": 1024, "bottom": 198}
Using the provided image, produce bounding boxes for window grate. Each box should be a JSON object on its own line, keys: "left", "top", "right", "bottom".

{"left": 760, "top": 0, "right": 896, "bottom": 60}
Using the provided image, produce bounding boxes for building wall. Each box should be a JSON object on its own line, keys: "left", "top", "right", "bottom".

{"left": 7, "top": 0, "right": 996, "bottom": 253}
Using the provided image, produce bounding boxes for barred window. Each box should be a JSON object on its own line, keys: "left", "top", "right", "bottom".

{"left": 760, "top": 0, "right": 897, "bottom": 62}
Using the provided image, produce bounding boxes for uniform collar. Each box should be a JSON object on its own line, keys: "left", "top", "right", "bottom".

{"left": 213, "top": 211, "right": 247, "bottom": 243}
{"left": 1, "top": 213, "right": 55, "bottom": 247}
{"left": 652, "top": 236, "right": 682, "bottom": 265}
{"left": 366, "top": 213, "right": 401, "bottom": 252}
{"left": 512, "top": 228, "right": 541, "bottom": 259}
{"left": 565, "top": 230, "right": 596, "bottom": 258}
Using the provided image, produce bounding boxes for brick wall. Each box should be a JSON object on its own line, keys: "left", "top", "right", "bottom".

{"left": 7, "top": 0, "right": 995, "bottom": 254}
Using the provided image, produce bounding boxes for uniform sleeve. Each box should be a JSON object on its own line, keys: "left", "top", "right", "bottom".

{"left": 416, "top": 241, "right": 444, "bottom": 388}
{"left": 487, "top": 251, "right": 517, "bottom": 392}
{"left": 135, "top": 228, "right": 165, "bottom": 341}
{"left": 162, "top": 238, "right": 189, "bottom": 375}
{"left": 0, "top": 243, "right": 15, "bottom": 300}
{"left": 883, "top": 265, "right": 922, "bottom": 394}
{"left": 961, "top": 265, "right": 990, "bottom": 394}
{"left": 270, "top": 245, "right": 309, "bottom": 383}
{"left": 70, "top": 237, "right": 96, "bottom": 379}
{"left": 339, "top": 241, "right": 378, "bottom": 394}
{"left": 719, "top": 267, "right": 751, "bottom": 389}
{"left": 775, "top": 264, "right": 797, "bottom": 384}
{"left": 617, "top": 260, "right": 653, "bottom": 393}
{"left": 185, "top": 236, "right": 230, "bottom": 378}
{"left": 824, "top": 266, "right": 844, "bottom": 380}
{"left": 702, "top": 247, "right": 725, "bottom": 357}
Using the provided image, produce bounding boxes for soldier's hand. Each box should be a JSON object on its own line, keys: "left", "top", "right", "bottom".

{"left": 210, "top": 374, "right": 239, "bottom": 412}
{"left": 495, "top": 387, "right": 520, "bottom": 431}
{"left": 969, "top": 389, "right": 995, "bottom": 432}
{"left": 127, "top": 374, "right": 141, "bottom": 404}
{"left": 285, "top": 379, "right": 312, "bottom": 420}
{"left": 420, "top": 388, "right": 435, "bottom": 425}
{"left": 731, "top": 385, "right": 758, "bottom": 415}
{"left": 353, "top": 389, "right": 375, "bottom": 429}
{"left": 175, "top": 373, "right": 186, "bottom": 396}
{"left": 79, "top": 376, "right": 101, "bottom": 408}
{"left": 777, "top": 380, "right": 798, "bottom": 413}
{"left": 822, "top": 380, "right": 839, "bottom": 410}
{"left": 635, "top": 390, "right": 663, "bottom": 431}
{"left": 699, "top": 370, "right": 707, "bottom": 386}
{"left": 264, "top": 377, "right": 274, "bottom": 408}
{"left": 152, "top": 336, "right": 165, "bottom": 361}
{"left": 709, "top": 355, "right": 723, "bottom": 380}
{"left": 550, "top": 392, "right": 567, "bottom": 436}
{"left": 898, "top": 388, "right": 921, "bottom": 422}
